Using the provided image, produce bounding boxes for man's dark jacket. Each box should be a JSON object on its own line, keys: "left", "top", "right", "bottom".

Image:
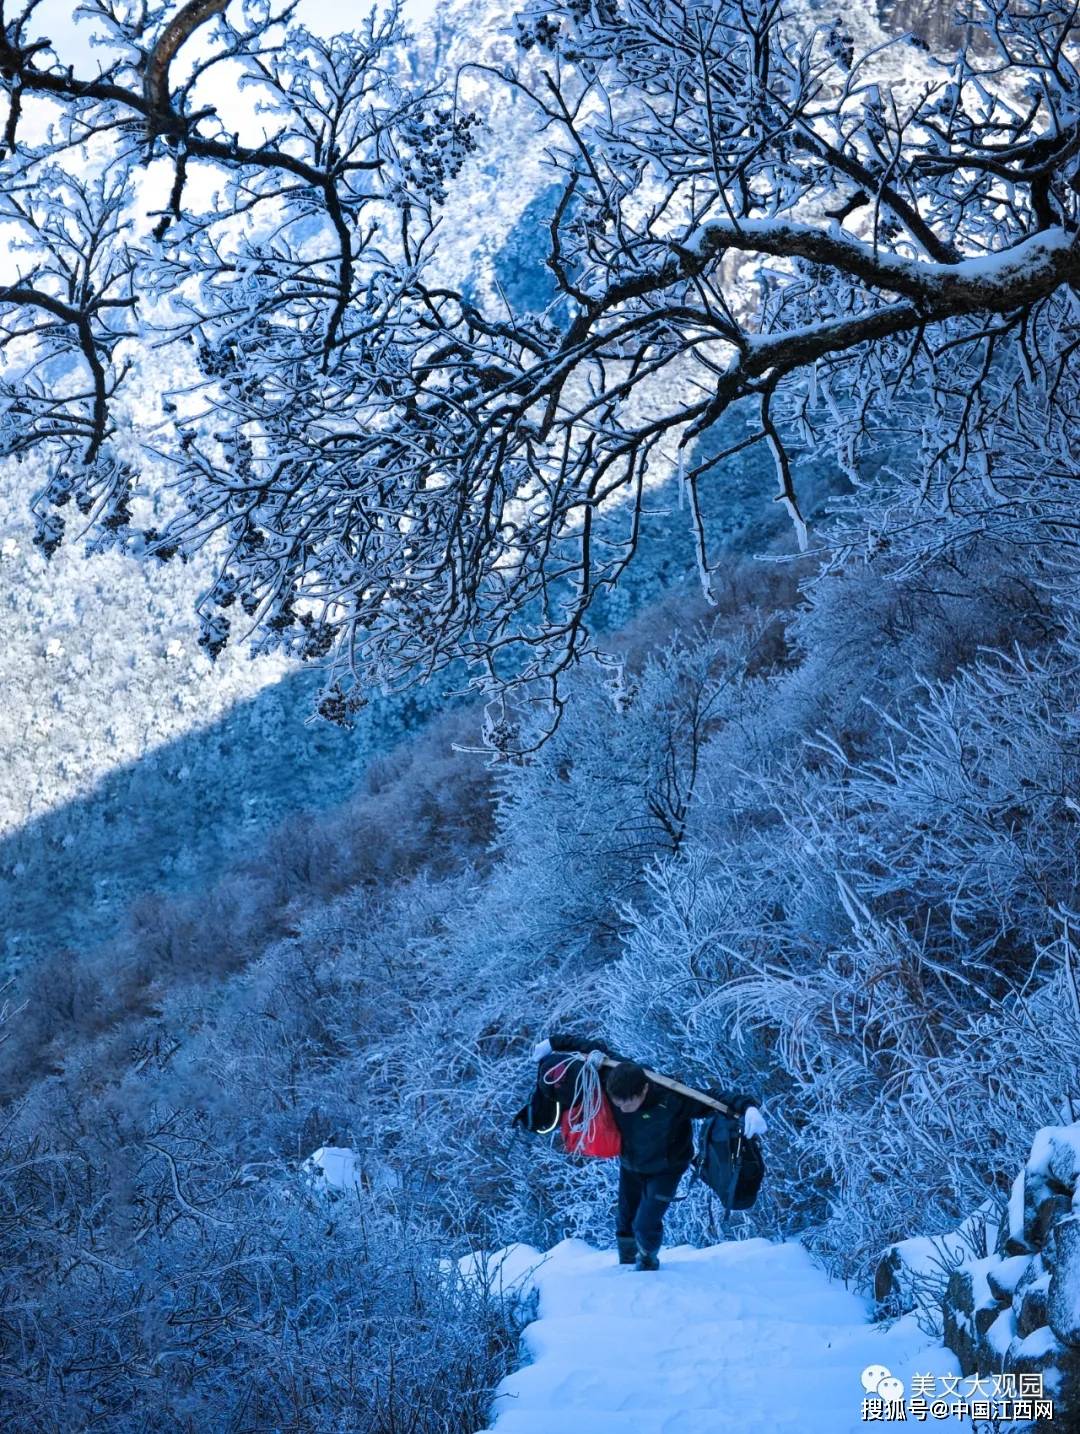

{"left": 547, "top": 1034, "right": 755, "bottom": 1175}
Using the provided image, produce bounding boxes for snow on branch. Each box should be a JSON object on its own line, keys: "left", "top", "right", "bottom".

{"left": 0, "top": 0, "right": 1077, "bottom": 742}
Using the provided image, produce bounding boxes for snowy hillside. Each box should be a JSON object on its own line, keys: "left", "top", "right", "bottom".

{"left": 0, "top": 448, "right": 466, "bottom": 966}
{"left": 2, "top": 0, "right": 1077, "bottom": 1429}
{"left": 0, "top": 0, "right": 939, "bottom": 967}
{"left": 0, "top": 453, "right": 292, "bottom": 833}
{"left": 475, "top": 1239, "right": 962, "bottom": 1434}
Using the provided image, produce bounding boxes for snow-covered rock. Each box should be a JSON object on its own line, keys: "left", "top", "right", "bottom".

{"left": 925, "top": 1122, "right": 1080, "bottom": 1432}
{"left": 457, "top": 1243, "right": 546, "bottom": 1301}
{"left": 1013, "top": 1126, "right": 1080, "bottom": 1254}
{"left": 300, "top": 1145, "right": 400, "bottom": 1196}
{"left": 302, "top": 1145, "right": 363, "bottom": 1193}
{"left": 874, "top": 1205, "right": 996, "bottom": 1321}
{"left": 1048, "top": 1216, "right": 1080, "bottom": 1348}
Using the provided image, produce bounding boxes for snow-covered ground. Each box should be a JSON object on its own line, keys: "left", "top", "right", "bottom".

{"left": 476, "top": 1238, "right": 966, "bottom": 1434}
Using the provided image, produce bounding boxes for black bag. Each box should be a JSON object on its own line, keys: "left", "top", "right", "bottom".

{"left": 512, "top": 1051, "right": 588, "bottom": 1135}
{"left": 693, "top": 1114, "right": 765, "bottom": 1213}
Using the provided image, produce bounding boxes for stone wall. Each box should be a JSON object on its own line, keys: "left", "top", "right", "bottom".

{"left": 876, "top": 1124, "right": 1080, "bottom": 1432}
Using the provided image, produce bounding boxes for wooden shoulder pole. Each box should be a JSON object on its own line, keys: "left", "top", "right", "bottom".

{"left": 599, "top": 1056, "right": 734, "bottom": 1116}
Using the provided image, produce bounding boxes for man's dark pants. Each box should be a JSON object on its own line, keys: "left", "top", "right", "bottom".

{"left": 617, "top": 1163, "right": 687, "bottom": 1256}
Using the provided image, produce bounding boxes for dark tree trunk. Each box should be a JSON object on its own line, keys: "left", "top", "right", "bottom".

{"left": 878, "top": 0, "right": 971, "bottom": 52}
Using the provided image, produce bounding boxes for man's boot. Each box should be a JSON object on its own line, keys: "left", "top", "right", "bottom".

{"left": 635, "top": 1248, "right": 660, "bottom": 1272}
{"left": 616, "top": 1236, "right": 637, "bottom": 1266}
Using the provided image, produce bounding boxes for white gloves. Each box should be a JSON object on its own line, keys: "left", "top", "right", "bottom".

{"left": 742, "top": 1106, "right": 768, "bottom": 1138}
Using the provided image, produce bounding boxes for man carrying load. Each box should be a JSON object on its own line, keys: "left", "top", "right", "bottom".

{"left": 518, "top": 1034, "right": 768, "bottom": 1271}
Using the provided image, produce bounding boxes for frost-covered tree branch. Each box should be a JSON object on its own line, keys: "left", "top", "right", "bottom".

{"left": 0, "top": 0, "right": 470, "bottom": 678}
{"left": 1, "top": 0, "right": 1078, "bottom": 742}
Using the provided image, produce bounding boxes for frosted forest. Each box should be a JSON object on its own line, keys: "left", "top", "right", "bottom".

{"left": 1, "top": 0, "right": 1080, "bottom": 1429}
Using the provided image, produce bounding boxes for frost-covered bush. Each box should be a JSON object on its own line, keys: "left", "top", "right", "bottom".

{"left": 7, "top": 504, "right": 1080, "bottom": 1423}
{"left": 0, "top": 871, "right": 528, "bottom": 1433}
{"left": 0, "top": 703, "right": 495, "bottom": 1099}
{"left": 331, "top": 516, "right": 1080, "bottom": 1285}
{"left": 572, "top": 538, "right": 1080, "bottom": 1278}
{"left": 0, "top": 1138, "right": 523, "bottom": 1432}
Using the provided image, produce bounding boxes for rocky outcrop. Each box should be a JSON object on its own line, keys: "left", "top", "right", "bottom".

{"left": 877, "top": 1123, "right": 1080, "bottom": 1433}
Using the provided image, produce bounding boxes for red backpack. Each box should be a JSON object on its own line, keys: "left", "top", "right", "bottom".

{"left": 541, "top": 1054, "right": 622, "bottom": 1159}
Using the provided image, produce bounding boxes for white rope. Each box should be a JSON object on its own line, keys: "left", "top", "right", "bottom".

{"left": 564, "top": 1049, "right": 607, "bottom": 1137}
{"left": 538, "top": 1051, "right": 608, "bottom": 1137}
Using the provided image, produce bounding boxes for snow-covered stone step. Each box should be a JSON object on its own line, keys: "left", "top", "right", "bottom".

{"left": 477, "top": 1238, "right": 965, "bottom": 1434}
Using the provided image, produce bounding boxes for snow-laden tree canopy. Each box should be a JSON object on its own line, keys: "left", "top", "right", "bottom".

{"left": 1, "top": 0, "right": 1078, "bottom": 744}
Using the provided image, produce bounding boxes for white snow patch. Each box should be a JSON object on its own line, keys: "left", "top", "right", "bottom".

{"left": 986, "top": 1307, "right": 1016, "bottom": 1358}
{"left": 300, "top": 1145, "right": 400, "bottom": 1196}
{"left": 458, "top": 1243, "right": 547, "bottom": 1301}
{"left": 1011, "top": 1324, "right": 1060, "bottom": 1360}
{"left": 479, "top": 1238, "right": 962, "bottom": 1433}
{"left": 302, "top": 1146, "right": 364, "bottom": 1194}
{"left": 1027, "top": 1123, "right": 1080, "bottom": 1202}
{"left": 990, "top": 1254, "right": 1035, "bottom": 1298}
